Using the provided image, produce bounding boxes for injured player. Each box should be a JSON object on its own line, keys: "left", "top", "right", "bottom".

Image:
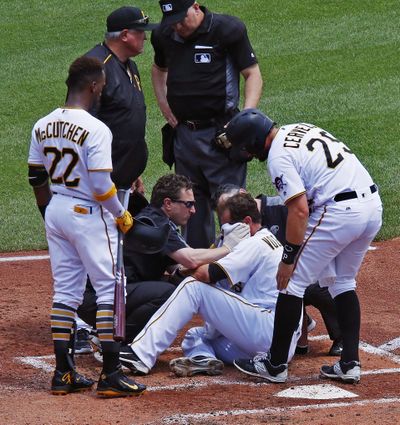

{"left": 118, "top": 193, "right": 302, "bottom": 377}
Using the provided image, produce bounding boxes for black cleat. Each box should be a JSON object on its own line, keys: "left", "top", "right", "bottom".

{"left": 51, "top": 369, "right": 94, "bottom": 395}
{"left": 97, "top": 366, "right": 146, "bottom": 398}
{"left": 119, "top": 345, "right": 150, "bottom": 375}
{"left": 75, "top": 328, "right": 94, "bottom": 355}
{"left": 328, "top": 340, "right": 343, "bottom": 356}
{"left": 320, "top": 360, "right": 361, "bottom": 383}
{"left": 233, "top": 353, "right": 288, "bottom": 383}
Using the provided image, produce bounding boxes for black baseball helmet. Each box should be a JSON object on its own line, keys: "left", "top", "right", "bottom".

{"left": 225, "top": 109, "right": 276, "bottom": 160}
{"left": 127, "top": 216, "right": 170, "bottom": 254}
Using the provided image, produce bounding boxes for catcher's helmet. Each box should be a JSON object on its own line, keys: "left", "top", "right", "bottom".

{"left": 128, "top": 216, "right": 170, "bottom": 254}
{"left": 226, "top": 109, "right": 276, "bottom": 160}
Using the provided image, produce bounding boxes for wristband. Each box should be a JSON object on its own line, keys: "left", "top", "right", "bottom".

{"left": 281, "top": 241, "right": 301, "bottom": 265}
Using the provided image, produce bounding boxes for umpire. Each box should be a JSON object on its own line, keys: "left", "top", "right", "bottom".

{"left": 151, "top": 0, "right": 263, "bottom": 248}
{"left": 85, "top": 6, "right": 158, "bottom": 189}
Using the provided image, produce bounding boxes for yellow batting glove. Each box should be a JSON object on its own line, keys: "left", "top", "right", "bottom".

{"left": 115, "top": 210, "right": 133, "bottom": 234}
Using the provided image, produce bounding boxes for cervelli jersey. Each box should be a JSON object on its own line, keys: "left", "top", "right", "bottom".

{"left": 28, "top": 108, "right": 113, "bottom": 200}
{"left": 267, "top": 123, "right": 374, "bottom": 207}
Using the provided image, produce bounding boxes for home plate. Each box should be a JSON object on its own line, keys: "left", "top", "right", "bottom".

{"left": 275, "top": 384, "right": 358, "bottom": 400}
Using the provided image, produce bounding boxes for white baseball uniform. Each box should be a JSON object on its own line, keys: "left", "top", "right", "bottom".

{"left": 130, "top": 228, "right": 302, "bottom": 368}
{"left": 267, "top": 123, "right": 383, "bottom": 298}
{"left": 28, "top": 107, "right": 118, "bottom": 309}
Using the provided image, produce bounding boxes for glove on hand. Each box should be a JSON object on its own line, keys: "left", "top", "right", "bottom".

{"left": 221, "top": 222, "right": 250, "bottom": 251}
{"left": 115, "top": 210, "right": 133, "bottom": 234}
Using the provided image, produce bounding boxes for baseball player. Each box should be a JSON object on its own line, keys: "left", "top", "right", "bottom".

{"left": 115, "top": 193, "right": 302, "bottom": 377}
{"left": 224, "top": 109, "right": 382, "bottom": 383}
{"left": 28, "top": 56, "right": 145, "bottom": 397}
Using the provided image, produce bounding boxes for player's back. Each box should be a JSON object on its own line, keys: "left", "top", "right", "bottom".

{"left": 29, "top": 107, "right": 113, "bottom": 201}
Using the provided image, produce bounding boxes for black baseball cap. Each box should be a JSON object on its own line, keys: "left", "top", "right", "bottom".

{"left": 159, "top": 0, "right": 195, "bottom": 26}
{"left": 106, "top": 6, "right": 159, "bottom": 32}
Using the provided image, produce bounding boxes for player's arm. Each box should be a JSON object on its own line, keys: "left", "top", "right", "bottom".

{"left": 277, "top": 193, "right": 309, "bottom": 291}
{"left": 151, "top": 64, "right": 178, "bottom": 128}
{"left": 241, "top": 64, "right": 263, "bottom": 109}
{"left": 28, "top": 164, "right": 52, "bottom": 219}
{"left": 191, "top": 262, "right": 228, "bottom": 284}
{"left": 89, "top": 171, "right": 132, "bottom": 233}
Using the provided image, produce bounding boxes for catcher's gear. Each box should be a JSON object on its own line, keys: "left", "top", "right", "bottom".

{"left": 225, "top": 108, "right": 276, "bottom": 160}
{"left": 128, "top": 216, "right": 170, "bottom": 254}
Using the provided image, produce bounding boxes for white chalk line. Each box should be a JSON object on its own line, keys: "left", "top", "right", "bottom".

{"left": 158, "top": 397, "right": 400, "bottom": 424}
{"left": 378, "top": 337, "right": 400, "bottom": 352}
{"left": 0, "top": 255, "right": 49, "bottom": 262}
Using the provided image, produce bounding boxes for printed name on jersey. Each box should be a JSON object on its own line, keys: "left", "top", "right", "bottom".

{"left": 194, "top": 53, "right": 211, "bottom": 63}
{"left": 274, "top": 174, "right": 287, "bottom": 195}
{"left": 283, "top": 123, "right": 316, "bottom": 148}
{"left": 35, "top": 121, "right": 89, "bottom": 146}
{"left": 262, "top": 233, "right": 282, "bottom": 250}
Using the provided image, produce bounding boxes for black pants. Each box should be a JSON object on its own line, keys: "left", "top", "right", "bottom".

{"left": 77, "top": 280, "right": 176, "bottom": 344}
{"left": 304, "top": 283, "right": 342, "bottom": 342}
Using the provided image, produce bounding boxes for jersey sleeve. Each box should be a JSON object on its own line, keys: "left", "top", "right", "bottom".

{"left": 268, "top": 156, "right": 306, "bottom": 204}
{"left": 151, "top": 29, "right": 167, "bottom": 69}
{"left": 215, "top": 237, "right": 259, "bottom": 287}
{"left": 87, "top": 124, "right": 113, "bottom": 172}
{"left": 27, "top": 125, "right": 44, "bottom": 166}
{"left": 223, "top": 18, "right": 258, "bottom": 71}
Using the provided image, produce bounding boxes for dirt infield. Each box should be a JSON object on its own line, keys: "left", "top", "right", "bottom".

{"left": 1, "top": 239, "right": 399, "bottom": 424}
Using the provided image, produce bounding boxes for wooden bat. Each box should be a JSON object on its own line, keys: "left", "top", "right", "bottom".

{"left": 113, "top": 189, "right": 130, "bottom": 341}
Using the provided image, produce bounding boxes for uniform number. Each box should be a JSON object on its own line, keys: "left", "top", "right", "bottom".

{"left": 43, "top": 147, "right": 80, "bottom": 187}
{"left": 306, "top": 131, "right": 353, "bottom": 169}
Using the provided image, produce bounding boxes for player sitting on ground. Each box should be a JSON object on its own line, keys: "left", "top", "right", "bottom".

{"left": 213, "top": 184, "right": 343, "bottom": 357}
{"left": 117, "top": 193, "right": 302, "bottom": 377}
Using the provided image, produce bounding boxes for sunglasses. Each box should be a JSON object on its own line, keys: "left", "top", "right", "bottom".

{"left": 171, "top": 199, "right": 196, "bottom": 208}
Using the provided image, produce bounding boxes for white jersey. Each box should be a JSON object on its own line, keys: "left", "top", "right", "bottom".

{"left": 216, "top": 228, "right": 282, "bottom": 309}
{"left": 28, "top": 107, "right": 113, "bottom": 201}
{"left": 267, "top": 123, "right": 374, "bottom": 207}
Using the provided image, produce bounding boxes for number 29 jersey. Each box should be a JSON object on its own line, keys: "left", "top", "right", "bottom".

{"left": 267, "top": 123, "right": 374, "bottom": 207}
{"left": 28, "top": 107, "right": 113, "bottom": 201}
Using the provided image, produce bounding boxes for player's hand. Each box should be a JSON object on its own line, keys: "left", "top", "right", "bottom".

{"left": 276, "top": 261, "right": 295, "bottom": 291}
{"left": 222, "top": 222, "right": 250, "bottom": 251}
{"left": 115, "top": 210, "right": 133, "bottom": 234}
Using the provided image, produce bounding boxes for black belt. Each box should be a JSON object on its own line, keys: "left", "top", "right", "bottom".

{"left": 52, "top": 191, "right": 93, "bottom": 203}
{"left": 334, "top": 184, "right": 377, "bottom": 202}
{"left": 182, "top": 119, "right": 216, "bottom": 131}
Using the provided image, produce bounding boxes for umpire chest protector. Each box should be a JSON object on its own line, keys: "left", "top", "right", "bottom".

{"left": 151, "top": 7, "right": 258, "bottom": 121}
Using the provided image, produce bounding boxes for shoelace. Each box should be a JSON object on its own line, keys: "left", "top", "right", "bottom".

{"left": 253, "top": 352, "right": 270, "bottom": 362}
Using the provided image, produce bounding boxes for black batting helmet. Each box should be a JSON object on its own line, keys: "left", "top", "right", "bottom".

{"left": 225, "top": 109, "right": 276, "bottom": 160}
{"left": 127, "top": 217, "right": 170, "bottom": 254}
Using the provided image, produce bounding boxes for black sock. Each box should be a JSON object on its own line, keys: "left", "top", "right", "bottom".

{"left": 102, "top": 342, "right": 121, "bottom": 374}
{"left": 334, "top": 290, "right": 360, "bottom": 362}
{"left": 270, "top": 293, "right": 303, "bottom": 366}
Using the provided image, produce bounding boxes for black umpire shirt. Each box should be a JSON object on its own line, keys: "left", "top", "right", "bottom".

{"left": 123, "top": 205, "right": 188, "bottom": 282}
{"left": 258, "top": 195, "right": 288, "bottom": 245}
{"left": 86, "top": 43, "right": 148, "bottom": 189}
{"left": 151, "top": 7, "right": 258, "bottom": 121}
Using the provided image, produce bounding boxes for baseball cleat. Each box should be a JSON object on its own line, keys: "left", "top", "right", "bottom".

{"left": 97, "top": 366, "right": 146, "bottom": 398}
{"left": 119, "top": 345, "right": 150, "bottom": 375}
{"left": 295, "top": 344, "right": 309, "bottom": 355}
{"left": 320, "top": 360, "right": 361, "bottom": 383}
{"left": 169, "top": 356, "right": 224, "bottom": 377}
{"left": 74, "top": 328, "right": 94, "bottom": 355}
{"left": 51, "top": 369, "right": 94, "bottom": 395}
{"left": 233, "top": 353, "right": 288, "bottom": 383}
{"left": 328, "top": 340, "right": 343, "bottom": 356}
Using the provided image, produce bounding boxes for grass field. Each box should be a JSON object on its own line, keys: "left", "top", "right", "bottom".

{"left": 1, "top": 0, "right": 399, "bottom": 251}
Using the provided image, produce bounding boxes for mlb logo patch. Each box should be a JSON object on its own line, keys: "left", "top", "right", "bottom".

{"left": 162, "top": 4, "right": 173, "bottom": 12}
{"left": 194, "top": 53, "right": 211, "bottom": 63}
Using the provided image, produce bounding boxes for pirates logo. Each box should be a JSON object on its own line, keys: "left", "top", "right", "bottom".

{"left": 274, "top": 174, "right": 286, "bottom": 193}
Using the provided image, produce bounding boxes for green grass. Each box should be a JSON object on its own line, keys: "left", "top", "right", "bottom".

{"left": 1, "top": 0, "right": 399, "bottom": 251}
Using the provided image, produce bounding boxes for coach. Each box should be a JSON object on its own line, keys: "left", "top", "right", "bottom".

{"left": 85, "top": 6, "right": 158, "bottom": 189}
{"left": 151, "top": 0, "right": 263, "bottom": 248}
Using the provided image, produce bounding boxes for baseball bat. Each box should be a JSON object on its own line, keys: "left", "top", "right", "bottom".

{"left": 113, "top": 188, "right": 130, "bottom": 341}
